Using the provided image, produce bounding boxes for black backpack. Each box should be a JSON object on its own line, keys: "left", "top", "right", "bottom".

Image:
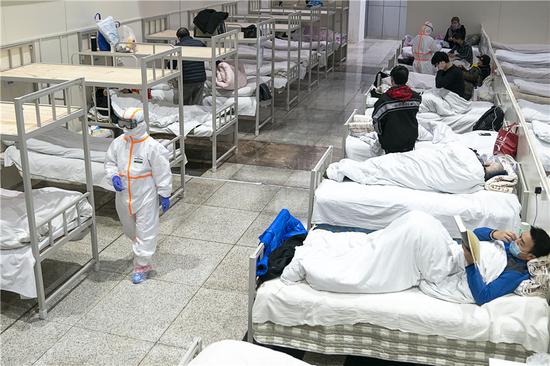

{"left": 242, "top": 25, "right": 257, "bottom": 38}
{"left": 473, "top": 106, "right": 504, "bottom": 131}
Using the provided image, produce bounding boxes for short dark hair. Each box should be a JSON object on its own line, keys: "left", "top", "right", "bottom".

{"left": 176, "top": 27, "right": 190, "bottom": 39}
{"left": 453, "top": 32, "right": 465, "bottom": 41}
{"left": 431, "top": 51, "right": 449, "bottom": 66}
{"left": 390, "top": 65, "right": 409, "bottom": 85}
{"left": 451, "top": 16, "right": 460, "bottom": 23}
{"left": 531, "top": 226, "right": 550, "bottom": 258}
{"left": 478, "top": 54, "right": 491, "bottom": 66}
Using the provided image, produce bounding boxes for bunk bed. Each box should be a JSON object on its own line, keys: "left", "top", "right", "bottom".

{"left": 0, "top": 78, "right": 99, "bottom": 319}
{"left": 224, "top": 17, "right": 276, "bottom": 135}
{"left": 0, "top": 46, "right": 188, "bottom": 189}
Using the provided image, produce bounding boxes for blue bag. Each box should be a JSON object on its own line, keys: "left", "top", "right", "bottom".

{"left": 256, "top": 209, "right": 307, "bottom": 276}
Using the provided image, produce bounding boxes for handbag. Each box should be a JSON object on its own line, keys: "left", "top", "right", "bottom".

{"left": 94, "top": 13, "right": 110, "bottom": 51}
{"left": 493, "top": 123, "right": 519, "bottom": 157}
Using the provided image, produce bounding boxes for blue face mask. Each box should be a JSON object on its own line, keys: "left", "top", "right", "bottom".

{"left": 509, "top": 241, "right": 522, "bottom": 258}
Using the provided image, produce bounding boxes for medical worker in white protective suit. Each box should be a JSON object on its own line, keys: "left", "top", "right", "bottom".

{"left": 412, "top": 21, "right": 440, "bottom": 75}
{"left": 105, "top": 107, "right": 172, "bottom": 284}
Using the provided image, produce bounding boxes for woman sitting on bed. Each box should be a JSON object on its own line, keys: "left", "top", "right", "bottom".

{"left": 281, "top": 211, "right": 550, "bottom": 305}
{"left": 327, "top": 142, "right": 511, "bottom": 194}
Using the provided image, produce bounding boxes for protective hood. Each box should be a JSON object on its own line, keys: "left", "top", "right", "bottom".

{"left": 123, "top": 121, "right": 148, "bottom": 139}
{"left": 421, "top": 21, "right": 433, "bottom": 35}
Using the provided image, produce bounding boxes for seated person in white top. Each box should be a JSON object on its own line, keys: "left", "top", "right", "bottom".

{"left": 281, "top": 211, "right": 550, "bottom": 305}
{"left": 326, "top": 142, "right": 507, "bottom": 194}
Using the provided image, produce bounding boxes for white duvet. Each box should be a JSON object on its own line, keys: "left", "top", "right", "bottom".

{"left": 328, "top": 143, "right": 485, "bottom": 194}
{"left": 492, "top": 42, "right": 550, "bottom": 54}
{"left": 495, "top": 50, "right": 550, "bottom": 67}
{"left": 518, "top": 99, "right": 550, "bottom": 123}
{"left": 1, "top": 187, "right": 92, "bottom": 250}
{"left": 1, "top": 187, "right": 93, "bottom": 298}
{"left": 382, "top": 72, "right": 435, "bottom": 91}
{"left": 189, "top": 340, "right": 311, "bottom": 366}
{"left": 312, "top": 180, "right": 520, "bottom": 238}
{"left": 4, "top": 146, "right": 112, "bottom": 191}
{"left": 500, "top": 62, "right": 550, "bottom": 80}
{"left": 513, "top": 79, "right": 550, "bottom": 98}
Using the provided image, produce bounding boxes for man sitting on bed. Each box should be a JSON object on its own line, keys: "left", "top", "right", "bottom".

{"left": 173, "top": 27, "right": 207, "bottom": 105}
{"left": 448, "top": 33, "right": 473, "bottom": 66}
{"left": 281, "top": 211, "right": 550, "bottom": 305}
{"left": 327, "top": 142, "right": 508, "bottom": 194}
{"left": 432, "top": 51, "right": 466, "bottom": 98}
{"left": 372, "top": 66, "right": 422, "bottom": 154}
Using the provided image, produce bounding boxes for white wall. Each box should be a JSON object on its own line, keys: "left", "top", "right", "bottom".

{"left": 0, "top": 0, "right": 236, "bottom": 46}
{"left": 406, "top": 1, "right": 550, "bottom": 43}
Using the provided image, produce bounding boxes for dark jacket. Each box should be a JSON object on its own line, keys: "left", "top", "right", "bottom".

{"left": 436, "top": 65, "right": 465, "bottom": 99}
{"left": 478, "top": 64, "right": 491, "bottom": 84}
{"left": 373, "top": 85, "right": 422, "bottom": 154}
{"left": 193, "top": 9, "right": 228, "bottom": 34}
{"left": 450, "top": 42, "right": 474, "bottom": 65}
{"left": 444, "top": 24, "right": 466, "bottom": 48}
{"left": 174, "top": 36, "right": 207, "bottom": 83}
{"left": 462, "top": 66, "right": 481, "bottom": 100}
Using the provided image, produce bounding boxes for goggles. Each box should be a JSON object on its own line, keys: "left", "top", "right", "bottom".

{"left": 117, "top": 118, "right": 139, "bottom": 130}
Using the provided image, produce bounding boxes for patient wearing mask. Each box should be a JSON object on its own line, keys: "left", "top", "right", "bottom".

{"left": 281, "top": 211, "right": 550, "bottom": 305}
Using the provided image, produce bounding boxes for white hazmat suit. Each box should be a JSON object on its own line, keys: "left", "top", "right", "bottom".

{"left": 412, "top": 21, "right": 440, "bottom": 75}
{"left": 105, "top": 122, "right": 172, "bottom": 267}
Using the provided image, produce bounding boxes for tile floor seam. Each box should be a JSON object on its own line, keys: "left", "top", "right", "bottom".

{"left": 57, "top": 322, "right": 158, "bottom": 347}
{"left": 184, "top": 177, "right": 226, "bottom": 206}
{"left": 30, "top": 321, "right": 76, "bottom": 365}
{"left": 150, "top": 278, "right": 205, "bottom": 346}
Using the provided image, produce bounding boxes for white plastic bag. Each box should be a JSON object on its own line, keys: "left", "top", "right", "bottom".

{"left": 96, "top": 16, "right": 119, "bottom": 47}
{"left": 116, "top": 25, "right": 136, "bottom": 52}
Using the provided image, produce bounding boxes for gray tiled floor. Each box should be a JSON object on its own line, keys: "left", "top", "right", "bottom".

{"left": 0, "top": 40, "right": 398, "bottom": 366}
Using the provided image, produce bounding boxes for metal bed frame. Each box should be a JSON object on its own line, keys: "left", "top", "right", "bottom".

{"left": 0, "top": 78, "right": 99, "bottom": 319}
{"left": 266, "top": 0, "right": 336, "bottom": 78}
{"left": 225, "top": 17, "right": 276, "bottom": 135}
{"left": 250, "top": 5, "right": 321, "bottom": 93}
{"left": 137, "top": 19, "right": 243, "bottom": 172}
{"left": 480, "top": 26, "right": 550, "bottom": 229}
{"left": 0, "top": 44, "right": 187, "bottom": 200}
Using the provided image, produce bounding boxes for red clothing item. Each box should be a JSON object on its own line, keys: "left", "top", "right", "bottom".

{"left": 386, "top": 85, "right": 413, "bottom": 101}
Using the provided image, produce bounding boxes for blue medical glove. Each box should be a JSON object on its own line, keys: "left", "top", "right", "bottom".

{"left": 112, "top": 175, "right": 124, "bottom": 192}
{"left": 160, "top": 196, "right": 170, "bottom": 213}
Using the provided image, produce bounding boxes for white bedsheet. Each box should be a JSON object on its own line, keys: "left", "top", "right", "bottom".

{"left": 22, "top": 127, "right": 111, "bottom": 163}
{"left": 311, "top": 180, "right": 520, "bottom": 238}
{"left": 4, "top": 146, "right": 112, "bottom": 191}
{"left": 1, "top": 188, "right": 93, "bottom": 298}
{"left": 500, "top": 62, "right": 550, "bottom": 80}
{"left": 417, "top": 101, "right": 493, "bottom": 133}
{"left": 383, "top": 72, "right": 435, "bottom": 91}
{"left": 492, "top": 42, "right": 550, "bottom": 54}
{"left": 513, "top": 79, "right": 550, "bottom": 98}
{"left": 202, "top": 96, "right": 256, "bottom": 117}
{"left": 328, "top": 143, "right": 485, "bottom": 194}
{"left": 518, "top": 99, "right": 550, "bottom": 123}
{"left": 253, "top": 279, "right": 549, "bottom": 353}
{"left": 189, "top": 340, "right": 311, "bottom": 366}
{"left": 495, "top": 50, "right": 550, "bottom": 67}
{"left": 346, "top": 130, "right": 498, "bottom": 163}
{"left": 528, "top": 122, "right": 550, "bottom": 172}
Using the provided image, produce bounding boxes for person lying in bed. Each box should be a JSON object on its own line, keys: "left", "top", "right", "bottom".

{"left": 281, "top": 211, "right": 550, "bottom": 305}
{"left": 326, "top": 142, "right": 508, "bottom": 194}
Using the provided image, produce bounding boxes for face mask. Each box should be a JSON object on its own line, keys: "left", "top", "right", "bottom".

{"left": 509, "top": 241, "right": 522, "bottom": 258}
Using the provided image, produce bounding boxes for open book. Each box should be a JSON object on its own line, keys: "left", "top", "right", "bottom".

{"left": 454, "top": 215, "right": 481, "bottom": 265}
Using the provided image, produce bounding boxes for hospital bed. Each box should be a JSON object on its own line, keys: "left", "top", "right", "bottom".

{"left": 481, "top": 26, "right": 550, "bottom": 229}
{"left": 248, "top": 8, "right": 322, "bottom": 93}
{"left": 93, "top": 24, "right": 240, "bottom": 172}
{"left": 246, "top": 231, "right": 549, "bottom": 365}
{"left": 0, "top": 45, "right": 189, "bottom": 190}
{"left": 223, "top": 17, "right": 276, "bottom": 135}
{"left": 249, "top": 0, "right": 349, "bottom": 66}
{"left": 0, "top": 78, "right": 99, "bottom": 319}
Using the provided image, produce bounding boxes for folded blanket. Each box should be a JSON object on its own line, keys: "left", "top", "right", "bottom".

{"left": 216, "top": 61, "right": 247, "bottom": 90}
{"left": 514, "top": 79, "right": 550, "bottom": 98}
{"left": 327, "top": 142, "right": 485, "bottom": 194}
{"left": 484, "top": 155, "right": 518, "bottom": 194}
{"left": 532, "top": 120, "right": 550, "bottom": 143}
